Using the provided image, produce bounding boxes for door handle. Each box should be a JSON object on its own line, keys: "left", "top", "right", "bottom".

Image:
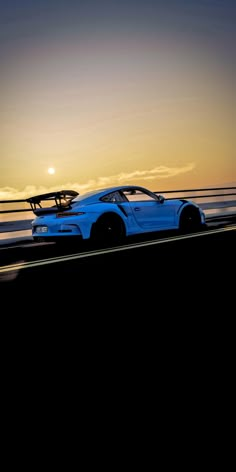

{"left": 134, "top": 207, "right": 141, "bottom": 211}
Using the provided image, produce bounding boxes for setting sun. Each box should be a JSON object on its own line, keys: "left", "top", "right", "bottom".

{"left": 0, "top": 1, "right": 235, "bottom": 198}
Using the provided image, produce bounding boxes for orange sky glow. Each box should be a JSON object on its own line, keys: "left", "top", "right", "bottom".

{"left": 0, "top": 1, "right": 235, "bottom": 201}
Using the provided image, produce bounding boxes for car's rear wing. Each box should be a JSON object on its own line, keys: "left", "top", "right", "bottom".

{"left": 26, "top": 190, "right": 79, "bottom": 215}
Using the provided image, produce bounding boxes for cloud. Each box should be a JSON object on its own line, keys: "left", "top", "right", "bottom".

{"left": 114, "top": 163, "right": 196, "bottom": 182}
{"left": 0, "top": 163, "right": 195, "bottom": 200}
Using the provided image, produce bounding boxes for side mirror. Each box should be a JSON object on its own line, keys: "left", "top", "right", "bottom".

{"left": 158, "top": 195, "right": 165, "bottom": 204}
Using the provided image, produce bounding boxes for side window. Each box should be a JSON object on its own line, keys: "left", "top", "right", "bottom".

{"left": 123, "top": 190, "right": 157, "bottom": 202}
{"left": 102, "top": 191, "right": 124, "bottom": 203}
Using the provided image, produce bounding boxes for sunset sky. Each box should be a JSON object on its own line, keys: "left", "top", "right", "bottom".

{"left": 1, "top": 0, "right": 235, "bottom": 200}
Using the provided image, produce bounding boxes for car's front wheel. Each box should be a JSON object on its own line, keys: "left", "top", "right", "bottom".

{"left": 179, "top": 206, "right": 202, "bottom": 233}
{"left": 91, "top": 213, "right": 125, "bottom": 246}
{"left": 33, "top": 236, "right": 45, "bottom": 242}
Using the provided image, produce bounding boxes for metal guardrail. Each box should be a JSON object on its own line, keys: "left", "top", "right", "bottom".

{"left": 0, "top": 187, "right": 236, "bottom": 236}
{"left": 154, "top": 187, "right": 236, "bottom": 217}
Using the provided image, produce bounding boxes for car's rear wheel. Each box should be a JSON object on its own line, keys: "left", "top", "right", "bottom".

{"left": 91, "top": 213, "right": 125, "bottom": 246}
{"left": 179, "top": 207, "right": 201, "bottom": 233}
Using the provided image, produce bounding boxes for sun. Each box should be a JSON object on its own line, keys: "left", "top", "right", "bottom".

{"left": 48, "top": 167, "right": 55, "bottom": 175}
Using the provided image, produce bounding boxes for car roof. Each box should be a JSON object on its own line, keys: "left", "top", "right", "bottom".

{"left": 72, "top": 185, "right": 153, "bottom": 203}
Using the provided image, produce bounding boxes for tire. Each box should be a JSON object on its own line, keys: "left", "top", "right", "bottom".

{"left": 91, "top": 213, "right": 125, "bottom": 246}
{"left": 179, "top": 207, "right": 201, "bottom": 233}
{"left": 33, "top": 236, "right": 44, "bottom": 242}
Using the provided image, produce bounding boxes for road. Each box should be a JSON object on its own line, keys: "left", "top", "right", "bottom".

{"left": 0, "top": 226, "right": 235, "bottom": 295}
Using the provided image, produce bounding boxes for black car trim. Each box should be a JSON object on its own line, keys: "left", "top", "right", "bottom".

{"left": 26, "top": 190, "right": 79, "bottom": 215}
{"left": 117, "top": 204, "right": 128, "bottom": 217}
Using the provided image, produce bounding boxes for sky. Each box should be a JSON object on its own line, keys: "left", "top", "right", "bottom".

{"left": 0, "top": 0, "right": 235, "bottom": 200}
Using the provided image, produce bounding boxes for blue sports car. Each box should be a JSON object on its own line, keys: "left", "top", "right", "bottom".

{"left": 27, "top": 185, "right": 206, "bottom": 244}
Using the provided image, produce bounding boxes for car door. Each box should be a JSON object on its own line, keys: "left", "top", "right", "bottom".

{"left": 125, "top": 189, "right": 175, "bottom": 230}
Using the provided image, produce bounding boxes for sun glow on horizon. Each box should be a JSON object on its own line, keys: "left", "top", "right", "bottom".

{"left": 0, "top": 1, "right": 234, "bottom": 193}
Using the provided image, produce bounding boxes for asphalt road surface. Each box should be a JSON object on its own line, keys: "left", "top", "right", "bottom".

{"left": 1, "top": 226, "right": 235, "bottom": 294}
{"left": 0, "top": 225, "right": 235, "bottom": 371}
